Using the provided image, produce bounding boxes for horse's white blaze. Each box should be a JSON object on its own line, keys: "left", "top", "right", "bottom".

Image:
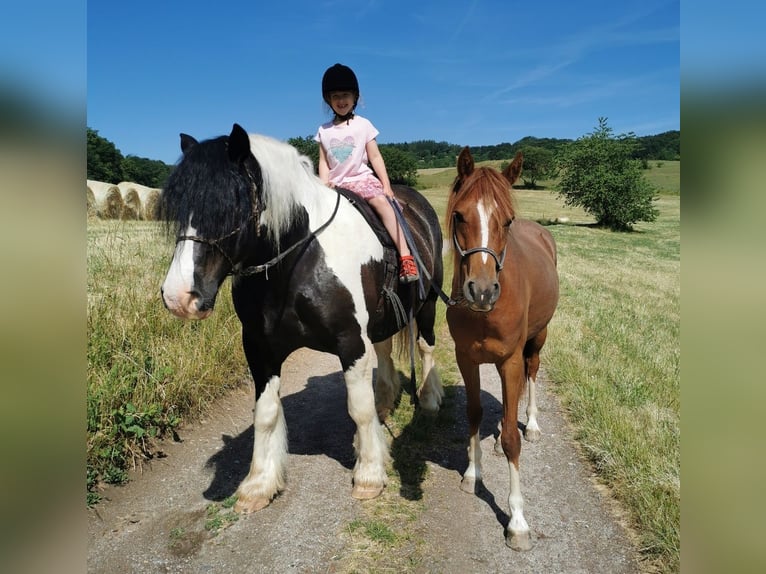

{"left": 161, "top": 220, "right": 204, "bottom": 318}
{"left": 476, "top": 200, "right": 491, "bottom": 264}
{"left": 345, "top": 348, "right": 389, "bottom": 488}
{"left": 507, "top": 462, "right": 529, "bottom": 534}
{"left": 237, "top": 376, "right": 287, "bottom": 502}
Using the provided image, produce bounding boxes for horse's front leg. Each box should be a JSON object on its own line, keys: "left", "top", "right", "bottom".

{"left": 234, "top": 335, "right": 288, "bottom": 513}
{"left": 456, "top": 352, "right": 482, "bottom": 493}
{"left": 497, "top": 352, "right": 532, "bottom": 551}
{"left": 345, "top": 342, "right": 389, "bottom": 499}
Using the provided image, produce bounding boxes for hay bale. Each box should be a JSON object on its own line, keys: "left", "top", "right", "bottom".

{"left": 120, "top": 187, "right": 141, "bottom": 220}
{"left": 89, "top": 180, "right": 124, "bottom": 219}
{"left": 142, "top": 189, "right": 161, "bottom": 220}
{"left": 117, "top": 182, "right": 162, "bottom": 220}
{"left": 86, "top": 185, "right": 97, "bottom": 218}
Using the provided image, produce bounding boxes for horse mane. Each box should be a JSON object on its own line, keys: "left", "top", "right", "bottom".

{"left": 160, "top": 132, "right": 326, "bottom": 247}
{"left": 446, "top": 166, "right": 517, "bottom": 246}
{"left": 247, "top": 134, "right": 325, "bottom": 242}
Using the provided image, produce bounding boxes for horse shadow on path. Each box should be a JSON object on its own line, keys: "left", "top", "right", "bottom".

{"left": 202, "top": 367, "right": 510, "bottom": 530}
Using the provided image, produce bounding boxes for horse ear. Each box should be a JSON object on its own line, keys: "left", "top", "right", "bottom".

{"left": 503, "top": 151, "right": 523, "bottom": 186}
{"left": 228, "top": 123, "right": 251, "bottom": 163}
{"left": 456, "top": 146, "right": 474, "bottom": 179}
{"left": 180, "top": 133, "right": 198, "bottom": 154}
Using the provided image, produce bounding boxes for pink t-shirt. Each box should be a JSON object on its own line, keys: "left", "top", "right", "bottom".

{"left": 315, "top": 115, "right": 380, "bottom": 187}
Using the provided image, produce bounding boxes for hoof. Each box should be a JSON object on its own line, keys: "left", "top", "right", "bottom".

{"left": 524, "top": 428, "right": 542, "bottom": 443}
{"left": 234, "top": 495, "right": 272, "bottom": 514}
{"left": 460, "top": 476, "right": 480, "bottom": 494}
{"left": 351, "top": 483, "right": 384, "bottom": 500}
{"left": 506, "top": 529, "right": 533, "bottom": 551}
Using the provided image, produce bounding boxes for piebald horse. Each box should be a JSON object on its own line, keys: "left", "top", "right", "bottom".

{"left": 446, "top": 148, "right": 559, "bottom": 550}
{"left": 160, "top": 124, "right": 444, "bottom": 512}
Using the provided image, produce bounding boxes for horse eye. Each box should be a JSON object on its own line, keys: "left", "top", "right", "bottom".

{"left": 453, "top": 212, "right": 465, "bottom": 224}
{"left": 504, "top": 219, "right": 513, "bottom": 228}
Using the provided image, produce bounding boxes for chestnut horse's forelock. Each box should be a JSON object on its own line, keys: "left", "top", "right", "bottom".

{"left": 446, "top": 167, "right": 517, "bottom": 262}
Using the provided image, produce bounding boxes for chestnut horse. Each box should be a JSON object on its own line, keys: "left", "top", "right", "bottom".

{"left": 445, "top": 148, "right": 559, "bottom": 550}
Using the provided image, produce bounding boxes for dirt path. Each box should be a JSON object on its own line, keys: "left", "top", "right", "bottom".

{"left": 88, "top": 348, "right": 641, "bottom": 573}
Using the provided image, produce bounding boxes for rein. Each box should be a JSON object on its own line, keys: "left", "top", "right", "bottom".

{"left": 387, "top": 198, "right": 457, "bottom": 308}
{"left": 176, "top": 190, "right": 342, "bottom": 278}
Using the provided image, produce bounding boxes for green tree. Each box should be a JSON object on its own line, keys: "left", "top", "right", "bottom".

{"left": 87, "top": 127, "right": 124, "bottom": 183}
{"left": 379, "top": 145, "right": 418, "bottom": 186}
{"left": 518, "top": 146, "right": 555, "bottom": 188}
{"left": 556, "top": 118, "right": 658, "bottom": 231}
{"left": 121, "top": 155, "right": 173, "bottom": 188}
{"left": 287, "top": 135, "right": 319, "bottom": 173}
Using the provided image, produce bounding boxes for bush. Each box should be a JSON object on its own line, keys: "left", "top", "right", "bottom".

{"left": 556, "top": 118, "right": 658, "bottom": 231}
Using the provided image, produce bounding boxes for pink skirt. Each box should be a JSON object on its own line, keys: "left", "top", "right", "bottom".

{"left": 341, "top": 175, "right": 385, "bottom": 200}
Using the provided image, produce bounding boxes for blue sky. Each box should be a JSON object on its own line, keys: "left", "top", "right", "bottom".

{"left": 86, "top": 0, "right": 680, "bottom": 165}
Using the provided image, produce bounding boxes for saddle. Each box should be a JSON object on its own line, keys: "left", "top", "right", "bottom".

{"left": 334, "top": 186, "right": 409, "bottom": 330}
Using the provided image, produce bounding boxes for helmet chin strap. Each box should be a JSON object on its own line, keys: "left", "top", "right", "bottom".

{"left": 334, "top": 111, "right": 355, "bottom": 124}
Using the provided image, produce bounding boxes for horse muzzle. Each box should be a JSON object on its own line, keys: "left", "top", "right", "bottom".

{"left": 160, "top": 286, "right": 214, "bottom": 320}
{"left": 463, "top": 278, "right": 501, "bottom": 312}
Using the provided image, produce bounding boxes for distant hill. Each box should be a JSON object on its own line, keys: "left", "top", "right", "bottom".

{"left": 386, "top": 131, "right": 679, "bottom": 168}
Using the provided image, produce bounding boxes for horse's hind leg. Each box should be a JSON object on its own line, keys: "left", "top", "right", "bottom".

{"left": 523, "top": 328, "right": 547, "bottom": 443}
{"left": 415, "top": 301, "right": 444, "bottom": 413}
{"left": 373, "top": 337, "right": 400, "bottom": 420}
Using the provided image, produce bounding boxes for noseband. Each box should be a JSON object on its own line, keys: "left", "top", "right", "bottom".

{"left": 452, "top": 215, "right": 512, "bottom": 272}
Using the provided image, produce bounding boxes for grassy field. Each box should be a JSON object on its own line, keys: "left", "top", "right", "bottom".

{"left": 87, "top": 163, "right": 679, "bottom": 571}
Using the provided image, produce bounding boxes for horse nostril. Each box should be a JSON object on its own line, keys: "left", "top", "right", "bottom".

{"left": 467, "top": 281, "right": 476, "bottom": 300}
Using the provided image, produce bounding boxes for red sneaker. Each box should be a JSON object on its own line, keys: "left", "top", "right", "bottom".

{"left": 399, "top": 255, "right": 419, "bottom": 284}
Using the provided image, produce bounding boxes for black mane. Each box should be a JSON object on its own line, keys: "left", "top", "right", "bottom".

{"left": 159, "top": 135, "right": 262, "bottom": 242}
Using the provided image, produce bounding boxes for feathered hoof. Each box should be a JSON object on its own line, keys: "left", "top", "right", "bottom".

{"left": 234, "top": 494, "right": 272, "bottom": 514}
{"left": 460, "top": 476, "right": 480, "bottom": 494}
{"left": 524, "top": 428, "right": 542, "bottom": 443}
{"left": 506, "top": 529, "right": 533, "bottom": 551}
{"left": 351, "top": 483, "right": 384, "bottom": 500}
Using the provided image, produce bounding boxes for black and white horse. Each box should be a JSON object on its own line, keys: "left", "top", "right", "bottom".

{"left": 160, "top": 124, "right": 444, "bottom": 512}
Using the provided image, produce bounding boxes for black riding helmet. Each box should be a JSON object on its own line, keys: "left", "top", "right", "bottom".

{"left": 322, "top": 63, "right": 359, "bottom": 108}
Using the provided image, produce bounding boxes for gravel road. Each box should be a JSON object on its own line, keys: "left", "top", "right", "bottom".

{"left": 88, "top": 348, "right": 641, "bottom": 573}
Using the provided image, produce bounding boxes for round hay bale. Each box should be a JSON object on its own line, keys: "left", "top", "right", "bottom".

{"left": 87, "top": 185, "right": 97, "bottom": 218}
{"left": 90, "top": 181, "right": 124, "bottom": 219}
{"left": 142, "top": 189, "right": 161, "bottom": 220}
{"left": 120, "top": 187, "right": 141, "bottom": 220}
{"left": 118, "top": 182, "right": 162, "bottom": 220}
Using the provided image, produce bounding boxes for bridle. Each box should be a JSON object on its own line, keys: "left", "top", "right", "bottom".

{"left": 451, "top": 213, "right": 512, "bottom": 272}
{"left": 176, "top": 190, "right": 342, "bottom": 278}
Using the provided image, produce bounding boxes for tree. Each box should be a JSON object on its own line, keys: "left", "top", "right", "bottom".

{"left": 287, "top": 135, "right": 320, "bottom": 173}
{"left": 556, "top": 118, "right": 658, "bottom": 231}
{"left": 87, "top": 127, "right": 124, "bottom": 183}
{"left": 518, "top": 146, "right": 555, "bottom": 188}
{"left": 122, "top": 155, "right": 173, "bottom": 188}
{"left": 379, "top": 146, "right": 418, "bottom": 186}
